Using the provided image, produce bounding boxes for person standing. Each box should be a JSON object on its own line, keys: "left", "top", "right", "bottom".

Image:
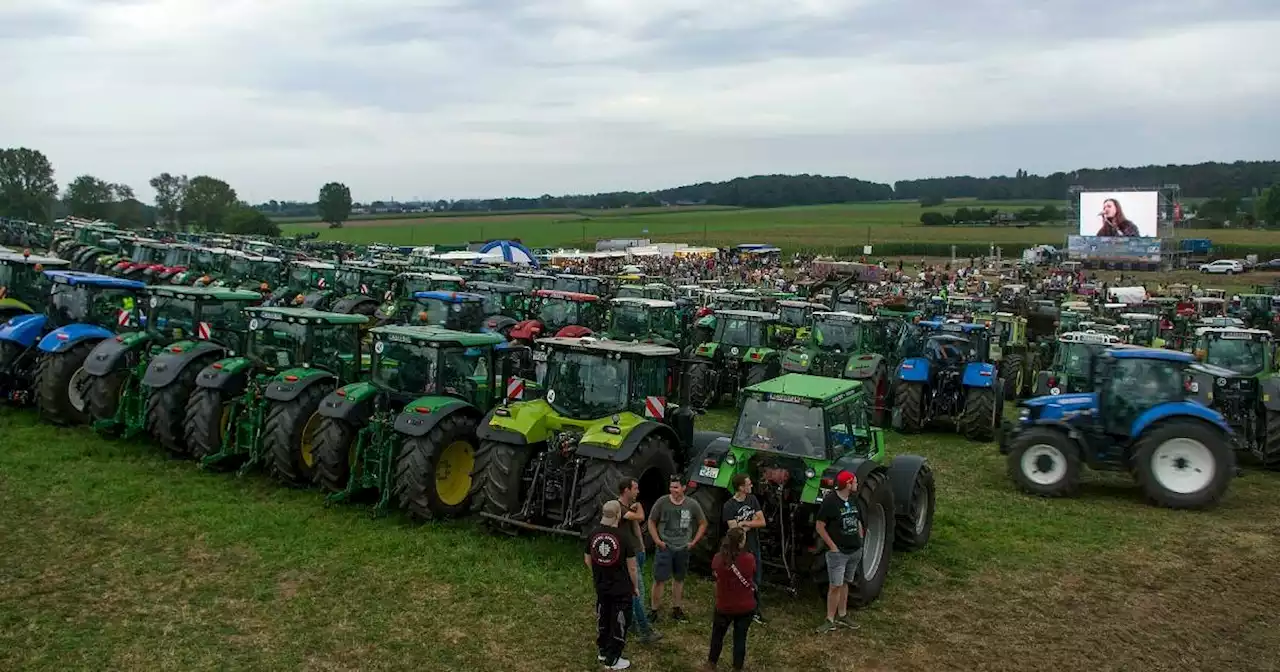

{"left": 585, "top": 500, "right": 639, "bottom": 670}
{"left": 648, "top": 475, "right": 707, "bottom": 624}
{"left": 616, "top": 478, "right": 663, "bottom": 644}
{"left": 701, "top": 528, "right": 756, "bottom": 672}
{"left": 721, "top": 473, "right": 766, "bottom": 625}
{"left": 814, "top": 470, "right": 864, "bottom": 633}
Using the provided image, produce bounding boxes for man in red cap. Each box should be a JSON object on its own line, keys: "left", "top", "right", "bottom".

{"left": 814, "top": 470, "right": 864, "bottom": 633}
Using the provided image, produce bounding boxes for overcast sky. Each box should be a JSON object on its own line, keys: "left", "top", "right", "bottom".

{"left": 4, "top": 0, "right": 1279, "bottom": 203}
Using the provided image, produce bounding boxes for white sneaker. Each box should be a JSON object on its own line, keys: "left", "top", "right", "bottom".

{"left": 606, "top": 658, "right": 631, "bottom": 670}
{"left": 597, "top": 654, "right": 606, "bottom": 662}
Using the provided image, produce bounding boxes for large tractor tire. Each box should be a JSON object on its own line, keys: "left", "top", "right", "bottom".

{"left": 146, "top": 357, "right": 217, "bottom": 456}
{"left": 473, "top": 439, "right": 531, "bottom": 524}
{"left": 184, "top": 387, "right": 237, "bottom": 467}
{"left": 263, "top": 382, "right": 333, "bottom": 486}
{"left": 1006, "top": 427, "right": 1081, "bottom": 498}
{"left": 848, "top": 469, "right": 895, "bottom": 608}
{"left": 311, "top": 417, "right": 358, "bottom": 494}
{"left": 689, "top": 486, "right": 727, "bottom": 568}
{"left": 393, "top": 412, "right": 482, "bottom": 520}
{"left": 86, "top": 369, "right": 130, "bottom": 427}
{"left": 1001, "top": 353, "right": 1024, "bottom": 399}
{"left": 1133, "top": 419, "right": 1234, "bottom": 510}
{"left": 1262, "top": 409, "right": 1280, "bottom": 469}
{"left": 570, "top": 433, "right": 678, "bottom": 535}
{"left": 35, "top": 344, "right": 95, "bottom": 426}
{"left": 686, "top": 360, "right": 717, "bottom": 409}
{"left": 866, "top": 364, "right": 890, "bottom": 428}
{"left": 744, "top": 362, "right": 772, "bottom": 388}
{"left": 893, "top": 381, "right": 925, "bottom": 433}
{"left": 893, "top": 460, "right": 935, "bottom": 552}
{"left": 959, "top": 387, "right": 997, "bottom": 441}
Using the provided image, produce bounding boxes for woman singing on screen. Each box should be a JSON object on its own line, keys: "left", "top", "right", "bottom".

{"left": 1095, "top": 198, "right": 1141, "bottom": 237}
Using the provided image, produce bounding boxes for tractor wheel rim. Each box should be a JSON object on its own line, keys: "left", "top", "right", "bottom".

{"left": 862, "top": 501, "right": 886, "bottom": 580}
{"left": 912, "top": 481, "right": 928, "bottom": 534}
{"left": 300, "top": 413, "right": 323, "bottom": 468}
{"left": 219, "top": 403, "right": 233, "bottom": 443}
{"left": 1151, "top": 438, "right": 1215, "bottom": 494}
{"left": 1020, "top": 444, "right": 1067, "bottom": 485}
{"left": 67, "top": 367, "right": 90, "bottom": 412}
{"left": 435, "top": 439, "right": 475, "bottom": 506}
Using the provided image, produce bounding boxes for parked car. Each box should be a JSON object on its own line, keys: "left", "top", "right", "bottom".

{"left": 1200, "top": 259, "right": 1246, "bottom": 275}
{"left": 1258, "top": 259, "right": 1280, "bottom": 270}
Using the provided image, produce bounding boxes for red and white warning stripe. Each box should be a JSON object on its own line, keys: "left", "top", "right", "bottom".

{"left": 117, "top": 309, "right": 131, "bottom": 326}
{"left": 317, "top": 277, "right": 327, "bottom": 288}
{"left": 360, "top": 283, "right": 369, "bottom": 294}
{"left": 644, "top": 396, "right": 666, "bottom": 419}
{"left": 506, "top": 377, "right": 525, "bottom": 400}
{"left": 197, "top": 322, "right": 212, "bottom": 340}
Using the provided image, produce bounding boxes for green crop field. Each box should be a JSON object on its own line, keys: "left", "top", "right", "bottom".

{"left": 2, "top": 406, "right": 1277, "bottom": 671}
{"left": 278, "top": 202, "right": 1280, "bottom": 257}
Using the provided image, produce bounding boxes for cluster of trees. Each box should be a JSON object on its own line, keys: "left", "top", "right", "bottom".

{"left": 920, "top": 204, "right": 1063, "bottom": 227}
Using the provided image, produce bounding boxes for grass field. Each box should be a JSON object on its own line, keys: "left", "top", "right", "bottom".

{"left": 3, "top": 405, "right": 1279, "bottom": 671}
{"left": 278, "top": 201, "right": 1280, "bottom": 255}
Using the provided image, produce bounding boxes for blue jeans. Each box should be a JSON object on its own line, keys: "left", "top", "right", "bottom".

{"left": 630, "top": 550, "right": 653, "bottom": 634}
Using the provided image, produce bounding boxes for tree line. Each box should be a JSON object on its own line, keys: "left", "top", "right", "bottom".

{"left": 895, "top": 162, "right": 1280, "bottom": 201}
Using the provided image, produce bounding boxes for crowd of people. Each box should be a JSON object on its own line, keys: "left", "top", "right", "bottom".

{"left": 585, "top": 472, "right": 866, "bottom": 671}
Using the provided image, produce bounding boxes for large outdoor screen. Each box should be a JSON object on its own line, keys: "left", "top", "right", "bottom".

{"left": 1078, "top": 191, "right": 1159, "bottom": 238}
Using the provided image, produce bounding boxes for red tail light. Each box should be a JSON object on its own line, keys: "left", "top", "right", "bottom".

{"left": 336, "top": 389, "right": 346, "bottom": 397}
{"left": 703, "top": 458, "right": 717, "bottom": 467}
{"left": 1047, "top": 376, "right": 1057, "bottom": 388}
{"left": 284, "top": 374, "right": 299, "bottom": 382}
{"left": 170, "top": 346, "right": 183, "bottom": 353}
{"left": 820, "top": 477, "right": 834, "bottom": 488}
{"left": 212, "top": 362, "right": 224, "bottom": 370}
{"left": 415, "top": 406, "right": 431, "bottom": 414}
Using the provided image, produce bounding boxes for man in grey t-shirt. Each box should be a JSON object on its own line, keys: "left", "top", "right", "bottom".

{"left": 647, "top": 475, "right": 707, "bottom": 623}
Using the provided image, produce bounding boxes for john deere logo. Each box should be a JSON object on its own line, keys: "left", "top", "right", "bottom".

{"left": 374, "top": 341, "right": 385, "bottom": 354}
{"left": 730, "top": 347, "right": 740, "bottom": 356}
{"left": 547, "top": 389, "right": 556, "bottom": 403}
{"left": 249, "top": 318, "right": 260, "bottom": 330}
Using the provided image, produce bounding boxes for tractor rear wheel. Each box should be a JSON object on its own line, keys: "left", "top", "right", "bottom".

{"left": 473, "top": 439, "right": 531, "bottom": 525}
{"left": 848, "top": 468, "right": 895, "bottom": 608}
{"left": 893, "top": 460, "right": 935, "bottom": 552}
{"left": 867, "top": 364, "right": 889, "bottom": 427}
{"left": 571, "top": 433, "right": 677, "bottom": 535}
{"left": 689, "top": 486, "right": 727, "bottom": 567}
{"left": 185, "top": 387, "right": 238, "bottom": 467}
{"left": 1263, "top": 409, "right": 1280, "bottom": 469}
{"left": 311, "top": 417, "right": 358, "bottom": 493}
{"left": 393, "top": 412, "right": 481, "bottom": 520}
{"left": 744, "top": 362, "right": 772, "bottom": 388}
{"left": 146, "top": 358, "right": 214, "bottom": 456}
{"left": 1001, "top": 353, "right": 1024, "bottom": 399}
{"left": 686, "top": 360, "right": 717, "bottom": 409}
{"left": 263, "top": 383, "right": 333, "bottom": 486}
{"left": 959, "top": 387, "right": 996, "bottom": 441}
{"left": 1006, "top": 427, "right": 1081, "bottom": 498}
{"left": 1133, "top": 419, "right": 1233, "bottom": 510}
{"left": 36, "top": 344, "right": 95, "bottom": 426}
{"left": 893, "top": 381, "right": 924, "bottom": 433}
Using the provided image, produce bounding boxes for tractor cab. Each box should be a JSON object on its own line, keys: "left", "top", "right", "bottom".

{"left": 512, "top": 289, "right": 605, "bottom": 341}
{"left": 396, "top": 271, "right": 466, "bottom": 295}
{"left": 1121, "top": 313, "right": 1165, "bottom": 348}
{"left": 616, "top": 283, "right": 675, "bottom": 301}
{"left": 467, "top": 281, "right": 528, "bottom": 319}
{"left": 784, "top": 312, "right": 881, "bottom": 369}
{"left": 776, "top": 300, "right": 827, "bottom": 346}
{"left": 512, "top": 272, "right": 555, "bottom": 292}
{"left": 0, "top": 251, "right": 69, "bottom": 320}
{"left": 335, "top": 264, "right": 396, "bottom": 301}
{"left": 1236, "top": 294, "right": 1277, "bottom": 330}
{"left": 367, "top": 325, "right": 504, "bottom": 406}
{"left": 712, "top": 293, "right": 768, "bottom": 313}
{"left": 280, "top": 260, "right": 338, "bottom": 306}
{"left": 1193, "top": 297, "right": 1226, "bottom": 318}
{"left": 219, "top": 251, "right": 284, "bottom": 292}
{"left": 243, "top": 307, "right": 367, "bottom": 381}
{"left": 1031, "top": 330, "right": 1125, "bottom": 396}
{"left": 404, "top": 291, "right": 488, "bottom": 332}
{"left": 1193, "top": 327, "right": 1273, "bottom": 377}
{"left": 45, "top": 271, "right": 145, "bottom": 331}
{"left": 606, "top": 297, "right": 681, "bottom": 346}
{"left": 553, "top": 274, "right": 605, "bottom": 297}
{"left": 709, "top": 309, "right": 781, "bottom": 351}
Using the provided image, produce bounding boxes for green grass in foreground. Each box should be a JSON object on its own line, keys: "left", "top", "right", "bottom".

{"left": 1, "top": 406, "right": 1278, "bottom": 671}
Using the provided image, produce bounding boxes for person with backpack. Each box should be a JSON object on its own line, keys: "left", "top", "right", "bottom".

{"left": 700, "top": 527, "right": 756, "bottom": 672}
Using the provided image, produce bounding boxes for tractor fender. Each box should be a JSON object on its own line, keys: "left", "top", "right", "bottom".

{"left": 83, "top": 331, "right": 156, "bottom": 376}
{"left": 195, "top": 356, "right": 255, "bottom": 391}
{"left": 143, "top": 340, "right": 226, "bottom": 389}
{"left": 1189, "top": 371, "right": 1216, "bottom": 408}
{"left": 695, "top": 341, "right": 721, "bottom": 360}
{"left": 0, "top": 297, "right": 34, "bottom": 315}
{"left": 742, "top": 346, "right": 775, "bottom": 364}
{"left": 962, "top": 361, "right": 998, "bottom": 388}
{"left": 508, "top": 319, "right": 544, "bottom": 341}
{"left": 821, "top": 457, "right": 883, "bottom": 495}
{"left": 0, "top": 313, "right": 48, "bottom": 348}
{"left": 484, "top": 315, "right": 518, "bottom": 335}
{"left": 685, "top": 433, "right": 732, "bottom": 485}
{"left": 896, "top": 356, "right": 930, "bottom": 383}
{"left": 1262, "top": 377, "right": 1280, "bottom": 413}
{"left": 38, "top": 324, "right": 114, "bottom": 353}
{"left": 555, "top": 325, "right": 593, "bottom": 338}
{"left": 332, "top": 294, "right": 379, "bottom": 316}
{"left": 885, "top": 454, "right": 930, "bottom": 519}
{"left": 781, "top": 349, "right": 813, "bottom": 373}
{"left": 578, "top": 421, "right": 680, "bottom": 463}
{"left": 318, "top": 381, "right": 379, "bottom": 424}
{"left": 844, "top": 353, "right": 884, "bottom": 380}
{"left": 394, "top": 398, "right": 480, "bottom": 438}
{"left": 1132, "top": 401, "right": 1231, "bottom": 438}
{"left": 265, "top": 368, "right": 336, "bottom": 402}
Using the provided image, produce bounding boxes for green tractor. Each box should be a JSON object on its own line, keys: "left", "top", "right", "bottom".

{"left": 374, "top": 271, "right": 466, "bottom": 324}
{"left": 685, "top": 374, "right": 935, "bottom": 605}
{"left": 780, "top": 312, "right": 895, "bottom": 426}
{"left": 984, "top": 311, "right": 1035, "bottom": 399}
{"left": 775, "top": 300, "right": 827, "bottom": 348}
{"left": 1120, "top": 312, "right": 1166, "bottom": 348}
{"left": 1030, "top": 330, "right": 1125, "bottom": 397}
{"left": 1190, "top": 326, "right": 1280, "bottom": 468}
{"left": 0, "top": 251, "right": 70, "bottom": 322}
{"left": 81, "top": 286, "right": 262, "bottom": 443}
{"left": 313, "top": 326, "right": 511, "bottom": 517}
{"left": 472, "top": 337, "right": 695, "bottom": 536}
{"left": 685, "top": 309, "right": 783, "bottom": 409}
{"left": 615, "top": 283, "right": 675, "bottom": 302}
{"left": 603, "top": 297, "right": 682, "bottom": 347}
{"left": 1235, "top": 294, "right": 1277, "bottom": 332}
{"left": 185, "top": 307, "right": 368, "bottom": 484}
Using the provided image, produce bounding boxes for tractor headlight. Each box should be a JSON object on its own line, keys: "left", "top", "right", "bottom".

{"left": 804, "top": 467, "right": 816, "bottom": 479}
{"left": 1018, "top": 408, "right": 1030, "bottom": 423}
{"left": 725, "top": 454, "right": 737, "bottom": 466}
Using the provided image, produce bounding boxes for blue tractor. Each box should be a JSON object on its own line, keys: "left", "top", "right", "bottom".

{"left": 1000, "top": 347, "right": 1236, "bottom": 509}
{"left": 0, "top": 271, "right": 146, "bottom": 422}
{"left": 892, "top": 321, "right": 1001, "bottom": 440}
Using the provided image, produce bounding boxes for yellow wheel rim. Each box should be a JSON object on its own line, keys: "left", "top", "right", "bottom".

{"left": 300, "top": 413, "right": 323, "bottom": 468}
{"left": 219, "top": 403, "right": 233, "bottom": 443}
{"left": 435, "top": 439, "right": 475, "bottom": 506}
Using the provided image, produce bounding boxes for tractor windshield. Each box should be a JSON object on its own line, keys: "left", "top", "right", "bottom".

{"left": 409, "top": 297, "right": 460, "bottom": 327}
{"left": 554, "top": 277, "right": 600, "bottom": 295}
{"left": 611, "top": 303, "right": 651, "bottom": 337}
{"left": 1204, "top": 336, "right": 1267, "bottom": 376}
{"left": 543, "top": 350, "right": 629, "bottom": 418}
{"left": 925, "top": 335, "right": 974, "bottom": 365}
{"left": 49, "top": 284, "right": 135, "bottom": 328}
{"left": 1054, "top": 342, "right": 1105, "bottom": 378}
{"left": 616, "top": 286, "right": 644, "bottom": 299}
{"left": 248, "top": 319, "right": 307, "bottom": 369}
{"left": 252, "top": 260, "right": 281, "bottom": 283}
{"left": 289, "top": 266, "right": 314, "bottom": 289}
{"left": 733, "top": 398, "right": 826, "bottom": 459}
{"left": 401, "top": 277, "right": 435, "bottom": 296}
{"left": 779, "top": 305, "right": 808, "bottom": 327}
{"left": 228, "top": 257, "right": 252, "bottom": 280}
{"left": 163, "top": 248, "right": 193, "bottom": 267}
{"left": 130, "top": 245, "right": 163, "bottom": 264}
{"left": 373, "top": 341, "right": 439, "bottom": 393}
{"left": 812, "top": 320, "right": 863, "bottom": 351}
{"left": 714, "top": 317, "right": 767, "bottom": 348}
{"left": 150, "top": 297, "right": 198, "bottom": 338}
{"left": 538, "top": 298, "right": 585, "bottom": 330}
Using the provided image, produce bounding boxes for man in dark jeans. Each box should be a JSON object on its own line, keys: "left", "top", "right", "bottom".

{"left": 585, "top": 500, "right": 640, "bottom": 670}
{"left": 616, "top": 478, "right": 662, "bottom": 644}
{"left": 721, "top": 472, "right": 766, "bottom": 624}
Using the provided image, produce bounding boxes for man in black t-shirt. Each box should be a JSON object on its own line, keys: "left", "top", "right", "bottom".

{"left": 585, "top": 500, "right": 639, "bottom": 670}
{"left": 722, "top": 472, "right": 766, "bottom": 624}
{"left": 814, "top": 470, "right": 865, "bottom": 633}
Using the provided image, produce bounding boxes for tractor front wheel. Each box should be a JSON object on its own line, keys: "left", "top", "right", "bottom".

{"left": 686, "top": 360, "right": 717, "bottom": 409}
{"left": 959, "top": 387, "right": 997, "bottom": 441}
{"left": 866, "top": 364, "right": 889, "bottom": 427}
{"left": 185, "top": 387, "right": 236, "bottom": 466}
{"left": 1001, "top": 353, "right": 1024, "bottom": 399}
{"left": 849, "top": 468, "right": 895, "bottom": 608}
{"left": 1133, "top": 420, "right": 1233, "bottom": 509}
{"left": 571, "top": 433, "right": 678, "bottom": 535}
{"left": 473, "top": 438, "right": 531, "bottom": 527}
{"left": 893, "top": 381, "right": 924, "bottom": 433}
{"left": 36, "top": 344, "right": 95, "bottom": 426}
{"left": 1007, "top": 427, "right": 1081, "bottom": 498}
{"left": 689, "top": 486, "right": 727, "bottom": 567}
{"left": 1262, "top": 408, "right": 1280, "bottom": 469}
{"left": 393, "top": 412, "right": 481, "bottom": 520}
{"left": 893, "top": 460, "right": 935, "bottom": 552}
{"left": 263, "top": 383, "right": 333, "bottom": 486}
{"left": 311, "top": 417, "right": 358, "bottom": 493}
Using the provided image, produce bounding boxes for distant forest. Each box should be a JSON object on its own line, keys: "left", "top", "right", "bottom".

{"left": 255, "top": 161, "right": 1280, "bottom": 218}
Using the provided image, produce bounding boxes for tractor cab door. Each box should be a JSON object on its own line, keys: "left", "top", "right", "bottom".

{"left": 1099, "top": 358, "right": 1185, "bottom": 438}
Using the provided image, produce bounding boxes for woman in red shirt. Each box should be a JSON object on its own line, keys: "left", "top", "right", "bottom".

{"left": 703, "top": 528, "right": 756, "bottom": 671}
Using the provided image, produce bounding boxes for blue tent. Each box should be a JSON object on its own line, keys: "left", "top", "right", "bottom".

{"left": 478, "top": 240, "right": 538, "bottom": 267}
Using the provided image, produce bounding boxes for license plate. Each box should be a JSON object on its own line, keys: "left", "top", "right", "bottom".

{"left": 533, "top": 350, "right": 548, "bottom": 361}
{"left": 698, "top": 465, "right": 719, "bottom": 479}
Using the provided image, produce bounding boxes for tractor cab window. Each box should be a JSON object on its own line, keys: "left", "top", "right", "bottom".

{"left": 227, "top": 257, "right": 252, "bottom": 279}
{"left": 252, "top": 261, "right": 282, "bottom": 283}
{"left": 200, "top": 300, "right": 253, "bottom": 333}
{"left": 411, "top": 297, "right": 456, "bottom": 327}
{"left": 813, "top": 320, "right": 862, "bottom": 351}
{"left": 611, "top": 303, "right": 650, "bottom": 337}
{"left": 632, "top": 356, "right": 668, "bottom": 400}
{"left": 313, "top": 325, "right": 360, "bottom": 374}
{"left": 150, "top": 297, "right": 198, "bottom": 338}
{"left": 1104, "top": 358, "right": 1187, "bottom": 431}
{"left": 1055, "top": 342, "right": 1101, "bottom": 379}
{"left": 335, "top": 270, "right": 364, "bottom": 293}
{"left": 733, "top": 398, "right": 826, "bottom": 459}
{"left": 779, "top": 305, "right": 807, "bottom": 327}
{"left": 925, "top": 335, "right": 972, "bottom": 365}
{"left": 289, "top": 266, "right": 314, "bottom": 288}
{"left": 47, "top": 285, "right": 129, "bottom": 327}
{"left": 249, "top": 319, "right": 307, "bottom": 369}
{"left": 474, "top": 291, "right": 504, "bottom": 316}
{"left": 616, "top": 286, "right": 643, "bottom": 299}
{"left": 401, "top": 276, "right": 434, "bottom": 296}
{"left": 0, "top": 262, "right": 12, "bottom": 287}
{"left": 654, "top": 309, "right": 678, "bottom": 335}
{"left": 544, "top": 351, "right": 629, "bottom": 419}
{"left": 373, "top": 340, "right": 436, "bottom": 393}
{"left": 538, "top": 298, "right": 582, "bottom": 330}
{"left": 825, "top": 402, "right": 858, "bottom": 455}
{"left": 715, "top": 318, "right": 766, "bottom": 348}
{"left": 1203, "top": 336, "right": 1267, "bottom": 376}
